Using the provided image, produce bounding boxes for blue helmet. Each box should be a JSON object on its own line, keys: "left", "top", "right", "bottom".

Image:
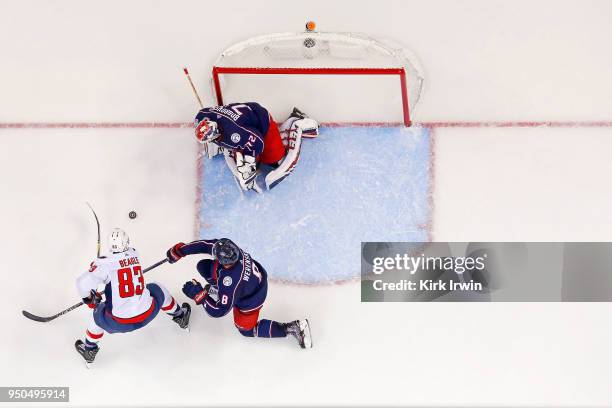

{"left": 212, "top": 238, "right": 240, "bottom": 266}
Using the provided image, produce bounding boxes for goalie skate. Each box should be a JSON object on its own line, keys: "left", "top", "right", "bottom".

{"left": 290, "top": 106, "right": 306, "bottom": 120}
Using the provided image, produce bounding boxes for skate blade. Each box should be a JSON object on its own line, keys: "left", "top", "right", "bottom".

{"left": 76, "top": 348, "right": 94, "bottom": 369}
{"left": 301, "top": 319, "right": 313, "bottom": 349}
{"left": 177, "top": 322, "right": 190, "bottom": 332}
{"left": 84, "top": 361, "right": 93, "bottom": 369}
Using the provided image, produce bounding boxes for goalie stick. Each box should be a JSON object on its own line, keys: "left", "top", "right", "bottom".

{"left": 183, "top": 67, "right": 204, "bottom": 109}
{"left": 22, "top": 258, "right": 168, "bottom": 323}
{"left": 183, "top": 67, "right": 213, "bottom": 159}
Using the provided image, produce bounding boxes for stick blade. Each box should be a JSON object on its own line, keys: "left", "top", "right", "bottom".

{"left": 22, "top": 310, "right": 54, "bottom": 323}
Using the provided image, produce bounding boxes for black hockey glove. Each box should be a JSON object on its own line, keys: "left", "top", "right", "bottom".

{"left": 82, "top": 289, "right": 102, "bottom": 309}
{"left": 182, "top": 279, "right": 210, "bottom": 305}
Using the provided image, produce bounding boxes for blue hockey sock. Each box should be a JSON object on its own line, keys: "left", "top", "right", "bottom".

{"left": 255, "top": 319, "right": 287, "bottom": 338}
{"left": 169, "top": 304, "right": 182, "bottom": 316}
{"left": 85, "top": 339, "right": 99, "bottom": 349}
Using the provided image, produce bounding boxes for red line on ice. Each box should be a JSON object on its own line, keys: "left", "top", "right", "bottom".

{"left": 419, "top": 121, "right": 612, "bottom": 128}
{"left": 0, "top": 122, "right": 192, "bottom": 129}
{"left": 2, "top": 120, "right": 612, "bottom": 129}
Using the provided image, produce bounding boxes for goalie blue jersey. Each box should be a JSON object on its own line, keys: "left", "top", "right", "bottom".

{"left": 195, "top": 102, "right": 272, "bottom": 158}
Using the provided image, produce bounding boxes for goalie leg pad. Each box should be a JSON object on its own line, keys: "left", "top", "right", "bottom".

{"left": 265, "top": 124, "right": 303, "bottom": 190}
{"left": 280, "top": 117, "right": 319, "bottom": 139}
{"left": 294, "top": 117, "right": 319, "bottom": 139}
{"left": 279, "top": 115, "right": 319, "bottom": 141}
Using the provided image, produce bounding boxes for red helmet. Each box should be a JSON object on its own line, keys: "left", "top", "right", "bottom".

{"left": 195, "top": 118, "right": 219, "bottom": 143}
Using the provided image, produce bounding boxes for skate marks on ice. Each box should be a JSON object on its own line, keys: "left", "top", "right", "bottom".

{"left": 198, "top": 126, "right": 431, "bottom": 284}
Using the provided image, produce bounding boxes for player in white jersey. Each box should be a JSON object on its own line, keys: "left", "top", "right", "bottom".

{"left": 74, "top": 228, "right": 191, "bottom": 366}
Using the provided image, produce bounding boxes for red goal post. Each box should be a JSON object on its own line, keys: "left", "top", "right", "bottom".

{"left": 212, "top": 66, "right": 411, "bottom": 126}
{"left": 210, "top": 29, "right": 424, "bottom": 127}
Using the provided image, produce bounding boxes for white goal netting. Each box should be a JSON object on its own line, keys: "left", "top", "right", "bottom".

{"left": 211, "top": 30, "right": 425, "bottom": 125}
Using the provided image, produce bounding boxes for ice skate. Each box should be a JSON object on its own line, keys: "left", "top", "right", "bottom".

{"left": 172, "top": 303, "right": 191, "bottom": 331}
{"left": 75, "top": 339, "right": 99, "bottom": 368}
{"left": 284, "top": 319, "right": 312, "bottom": 349}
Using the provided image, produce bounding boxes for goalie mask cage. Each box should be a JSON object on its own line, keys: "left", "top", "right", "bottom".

{"left": 211, "top": 30, "right": 425, "bottom": 127}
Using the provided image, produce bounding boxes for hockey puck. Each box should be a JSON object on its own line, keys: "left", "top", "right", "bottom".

{"left": 303, "top": 37, "right": 316, "bottom": 48}
{"left": 128, "top": 211, "right": 137, "bottom": 219}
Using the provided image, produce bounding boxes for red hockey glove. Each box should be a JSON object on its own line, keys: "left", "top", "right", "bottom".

{"left": 167, "top": 242, "right": 186, "bottom": 264}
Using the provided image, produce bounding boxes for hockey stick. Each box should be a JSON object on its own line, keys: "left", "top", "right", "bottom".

{"left": 183, "top": 67, "right": 204, "bottom": 109}
{"left": 184, "top": 67, "right": 216, "bottom": 159}
{"left": 22, "top": 258, "right": 169, "bottom": 323}
{"left": 85, "top": 202, "right": 101, "bottom": 258}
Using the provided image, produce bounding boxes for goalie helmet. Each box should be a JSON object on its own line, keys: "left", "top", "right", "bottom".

{"left": 195, "top": 118, "right": 220, "bottom": 144}
{"left": 212, "top": 238, "right": 241, "bottom": 267}
{"left": 109, "top": 228, "right": 130, "bottom": 253}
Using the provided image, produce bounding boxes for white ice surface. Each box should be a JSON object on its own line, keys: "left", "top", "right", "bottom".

{"left": 432, "top": 126, "right": 612, "bottom": 241}
{"left": 1, "top": 0, "right": 612, "bottom": 407}
{"left": 2, "top": 125, "right": 612, "bottom": 408}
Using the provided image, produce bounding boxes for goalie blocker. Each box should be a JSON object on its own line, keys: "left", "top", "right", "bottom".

{"left": 194, "top": 103, "right": 318, "bottom": 192}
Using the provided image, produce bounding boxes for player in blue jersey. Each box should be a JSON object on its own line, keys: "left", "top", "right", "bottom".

{"left": 194, "top": 102, "right": 318, "bottom": 192}
{"left": 165, "top": 238, "right": 313, "bottom": 348}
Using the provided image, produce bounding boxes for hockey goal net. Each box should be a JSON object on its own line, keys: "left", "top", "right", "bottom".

{"left": 211, "top": 28, "right": 424, "bottom": 126}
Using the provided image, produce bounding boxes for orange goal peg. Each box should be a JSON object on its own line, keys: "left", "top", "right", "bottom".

{"left": 305, "top": 21, "right": 316, "bottom": 32}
